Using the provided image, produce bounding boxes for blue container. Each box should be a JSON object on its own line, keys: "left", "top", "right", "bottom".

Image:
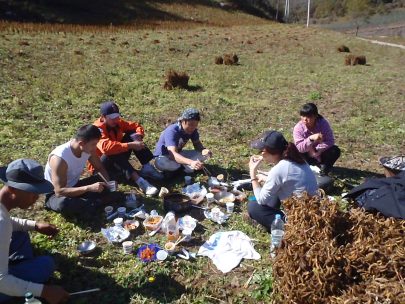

{"left": 248, "top": 196, "right": 257, "bottom": 203}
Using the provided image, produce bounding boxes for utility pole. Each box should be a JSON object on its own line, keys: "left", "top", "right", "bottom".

{"left": 307, "top": 0, "right": 311, "bottom": 27}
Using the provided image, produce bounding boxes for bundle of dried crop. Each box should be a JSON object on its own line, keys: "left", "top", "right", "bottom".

{"left": 271, "top": 192, "right": 347, "bottom": 303}
{"left": 163, "top": 70, "right": 189, "bottom": 90}
{"left": 337, "top": 45, "right": 350, "bottom": 52}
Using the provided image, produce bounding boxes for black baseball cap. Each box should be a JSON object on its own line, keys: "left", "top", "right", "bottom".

{"left": 100, "top": 101, "right": 121, "bottom": 119}
{"left": 0, "top": 159, "right": 54, "bottom": 194}
{"left": 250, "top": 130, "right": 288, "bottom": 150}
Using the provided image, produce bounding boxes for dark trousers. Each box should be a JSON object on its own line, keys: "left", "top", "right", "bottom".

{"left": 302, "top": 145, "right": 341, "bottom": 169}
{"left": 0, "top": 232, "right": 55, "bottom": 303}
{"left": 99, "top": 131, "right": 154, "bottom": 180}
{"left": 45, "top": 175, "right": 110, "bottom": 216}
{"left": 247, "top": 199, "right": 284, "bottom": 232}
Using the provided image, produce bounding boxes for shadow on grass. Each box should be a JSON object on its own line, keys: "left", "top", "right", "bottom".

{"left": 186, "top": 85, "right": 203, "bottom": 92}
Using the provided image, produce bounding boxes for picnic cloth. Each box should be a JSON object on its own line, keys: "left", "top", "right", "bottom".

{"left": 197, "top": 230, "right": 261, "bottom": 273}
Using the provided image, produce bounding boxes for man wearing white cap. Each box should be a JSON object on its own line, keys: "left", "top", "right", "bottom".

{"left": 0, "top": 159, "right": 69, "bottom": 303}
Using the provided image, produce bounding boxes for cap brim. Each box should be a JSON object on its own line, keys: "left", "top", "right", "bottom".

{"left": 250, "top": 139, "right": 266, "bottom": 150}
{"left": 106, "top": 113, "right": 121, "bottom": 119}
{"left": 0, "top": 166, "right": 54, "bottom": 194}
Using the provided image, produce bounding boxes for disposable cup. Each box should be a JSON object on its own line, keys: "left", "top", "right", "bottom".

{"left": 211, "top": 207, "right": 220, "bottom": 220}
{"left": 226, "top": 202, "right": 235, "bottom": 213}
{"left": 253, "top": 155, "right": 263, "bottom": 163}
{"left": 206, "top": 193, "right": 214, "bottom": 203}
{"left": 117, "top": 207, "right": 126, "bottom": 218}
{"left": 183, "top": 229, "right": 192, "bottom": 242}
{"left": 108, "top": 181, "right": 116, "bottom": 192}
{"left": 184, "top": 176, "right": 192, "bottom": 185}
{"left": 159, "top": 187, "right": 169, "bottom": 198}
{"left": 183, "top": 215, "right": 193, "bottom": 229}
{"left": 105, "top": 206, "right": 113, "bottom": 216}
{"left": 122, "top": 241, "right": 133, "bottom": 254}
{"left": 130, "top": 133, "right": 142, "bottom": 141}
{"left": 165, "top": 242, "right": 176, "bottom": 256}
{"left": 202, "top": 149, "right": 211, "bottom": 161}
{"left": 114, "top": 217, "right": 123, "bottom": 227}
{"left": 156, "top": 250, "right": 168, "bottom": 261}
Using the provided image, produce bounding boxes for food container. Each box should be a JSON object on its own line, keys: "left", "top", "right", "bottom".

{"left": 187, "top": 191, "right": 205, "bottom": 205}
{"left": 137, "top": 243, "right": 160, "bottom": 262}
{"left": 230, "top": 190, "right": 247, "bottom": 202}
{"left": 123, "top": 220, "right": 139, "bottom": 232}
{"left": 77, "top": 241, "right": 97, "bottom": 255}
{"left": 214, "top": 192, "right": 235, "bottom": 207}
{"left": 143, "top": 216, "right": 163, "bottom": 231}
{"left": 208, "top": 186, "right": 227, "bottom": 195}
{"left": 163, "top": 193, "right": 193, "bottom": 213}
{"left": 379, "top": 156, "right": 405, "bottom": 177}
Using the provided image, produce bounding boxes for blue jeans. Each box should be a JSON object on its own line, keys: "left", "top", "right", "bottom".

{"left": 0, "top": 232, "right": 55, "bottom": 303}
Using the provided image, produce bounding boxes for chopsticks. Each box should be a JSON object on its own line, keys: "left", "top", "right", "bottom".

{"left": 97, "top": 172, "right": 108, "bottom": 184}
{"left": 174, "top": 235, "right": 187, "bottom": 246}
{"left": 70, "top": 288, "right": 100, "bottom": 296}
{"left": 202, "top": 166, "right": 211, "bottom": 177}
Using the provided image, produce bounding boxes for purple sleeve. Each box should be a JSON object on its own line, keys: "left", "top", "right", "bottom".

{"left": 191, "top": 129, "right": 199, "bottom": 142}
{"left": 165, "top": 128, "right": 180, "bottom": 148}
{"left": 315, "top": 119, "right": 335, "bottom": 153}
{"left": 293, "top": 122, "right": 313, "bottom": 153}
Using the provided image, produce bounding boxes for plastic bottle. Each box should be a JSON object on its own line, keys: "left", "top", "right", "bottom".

{"left": 25, "top": 292, "right": 42, "bottom": 303}
{"left": 165, "top": 212, "right": 179, "bottom": 242}
{"left": 270, "top": 214, "right": 285, "bottom": 258}
{"left": 161, "top": 211, "right": 175, "bottom": 231}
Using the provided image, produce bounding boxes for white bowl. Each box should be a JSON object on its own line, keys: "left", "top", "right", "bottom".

{"left": 156, "top": 250, "right": 168, "bottom": 261}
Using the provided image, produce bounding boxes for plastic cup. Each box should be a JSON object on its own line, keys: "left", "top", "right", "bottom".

{"left": 159, "top": 187, "right": 169, "bottom": 198}
{"left": 108, "top": 181, "right": 116, "bottom": 192}
{"left": 206, "top": 193, "right": 214, "bottom": 203}
{"left": 226, "top": 202, "right": 235, "bottom": 213}
{"left": 253, "top": 155, "right": 263, "bottom": 163}
{"left": 105, "top": 206, "right": 113, "bottom": 216}
{"left": 211, "top": 207, "right": 220, "bottom": 220}
{"left": 183, "top": 215, "right": 193, "bottom": 229}
{"left": 122, "top": 241, "right": 133, "bottom": 254}
{"left": 156, "top": 250, "right": 168, "bottom": 261}
{"left": 117, "top": 207, "right": 126, "bottom": 218}
{"left": 130, "top": 133, "right": 142, "bottom": 141}
{"left": 184, "top": 176, "right": 192, "bottom": 185}
{"left": 165, "top": 242, "right": 176, "bottom": 256}
{"left": 202, "top": 149, "right": 210, "bottom": 161}
{"left": 114, "top": 217, "right": 123, "bottom": 227}
{"left": 183, "top": 229, "right": 192, "bottom": 242}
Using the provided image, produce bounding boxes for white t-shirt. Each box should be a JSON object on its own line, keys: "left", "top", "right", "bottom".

{"left": 0, "top": 203, "right": 42, "bottom": 297}
{"left": 253, "top": 159, "right": 319, "bottom": 207}
{"left": 45, "top": 140, "right": 90, "bottom": 188}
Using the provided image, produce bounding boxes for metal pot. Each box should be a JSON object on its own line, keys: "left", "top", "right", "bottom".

{"left": 163, "top": 193, "right": 193, "bottom": 213}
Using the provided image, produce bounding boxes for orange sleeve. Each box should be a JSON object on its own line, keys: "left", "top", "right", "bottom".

{"left": 97, "top": 132, "right": 129, "bottom": 155}
{"left": 121, "top": 120, "right": 145, "bottom": 138}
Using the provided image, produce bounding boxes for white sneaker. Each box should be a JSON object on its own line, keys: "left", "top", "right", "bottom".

{"left": 139, "top": 164, "right": 164, "bottom": 179}
{"left": 138, "top": 179, "right": 158, "bottom": 196}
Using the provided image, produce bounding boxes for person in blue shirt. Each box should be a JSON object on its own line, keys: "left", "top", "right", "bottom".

{"left": 154, "top": 108, "right": 212, "bottom": 176}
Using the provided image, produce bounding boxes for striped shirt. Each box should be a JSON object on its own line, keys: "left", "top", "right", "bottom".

{"left": 293, "top": 118, "right": 335, "bottom": 153}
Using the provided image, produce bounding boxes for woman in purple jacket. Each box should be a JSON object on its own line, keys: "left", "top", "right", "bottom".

{"left": 293, "top": 103, "right": 340, "bottom": 175}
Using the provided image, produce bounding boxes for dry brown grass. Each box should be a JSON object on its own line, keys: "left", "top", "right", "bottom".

{"left": 74, "top": 50, "right": 83, "bottom": 55}
{"left": 337, "top": 45, "right": 350, "bottom": 52}
{"left": 244, "top": 40, "right": 253, "bottom": 44}
{"left": 152, "top": 39, "right": 159, "bottom": 44}
{"left": 100, "top": 49, "right": 109, "bottom": 54}
{"left": 131, "top": 48, "right": 139, "bottom": 54}
{"left": 215, "top": 56, "right": 223, "bottom": 64}
{"left": 163, "top": 70, "right": 189, "bottom": 90}
{"left": 345, "top": 55, "right": 367, "bottom": 66}
{"left": 120, "top": 41, "right": 129, "bottom": 45}
{"left": 18, "top": 39, "right": 29, "bottom": 46}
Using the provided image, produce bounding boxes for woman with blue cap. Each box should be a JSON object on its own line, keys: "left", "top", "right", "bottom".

{"left": 244, "top": 131, "right": 319, "bottom": 231}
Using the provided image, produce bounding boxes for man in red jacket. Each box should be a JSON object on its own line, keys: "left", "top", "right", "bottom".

{"left": 92, "top": 101, "right": 160, "bottom": 196}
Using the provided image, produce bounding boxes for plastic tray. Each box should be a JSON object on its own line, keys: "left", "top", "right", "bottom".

{"left": 143, "top": 216, "right": 163, "bottom": 231}
{"left": 137, "top": 243, "right": 160, "bottom": 262}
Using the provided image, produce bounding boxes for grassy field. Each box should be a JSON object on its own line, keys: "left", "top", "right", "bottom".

{"left": 1, "top": 10, "right": 405, "bottom": 304}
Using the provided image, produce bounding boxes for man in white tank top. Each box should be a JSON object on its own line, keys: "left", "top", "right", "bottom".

{"left": 44, "top": 125, "right": 114, "bottom": 219}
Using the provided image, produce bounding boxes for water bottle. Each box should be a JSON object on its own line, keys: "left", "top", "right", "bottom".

{"left": 270, "top": 214, "right": 285, "bottom": 258}
{"left": 25, "top": 292, "right": 42, "bottom": 303}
